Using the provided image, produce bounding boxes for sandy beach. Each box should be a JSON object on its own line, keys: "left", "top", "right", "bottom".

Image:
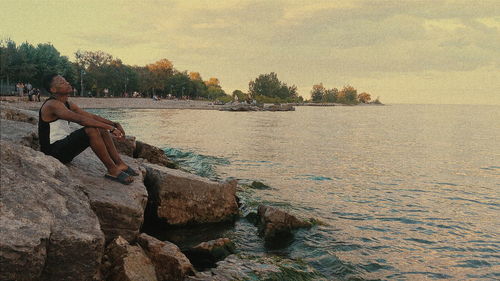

{"left": 0, "top": 96, "right": 224, "bottom": 110}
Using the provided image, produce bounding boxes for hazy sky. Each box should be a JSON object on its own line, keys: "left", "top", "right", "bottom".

{"left": 2, "top": 0, "right": 500, "bottom": 104}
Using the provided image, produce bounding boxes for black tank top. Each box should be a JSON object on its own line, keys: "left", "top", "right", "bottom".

{"left": 38, "top": 97, "right": 71, "bottom": 153}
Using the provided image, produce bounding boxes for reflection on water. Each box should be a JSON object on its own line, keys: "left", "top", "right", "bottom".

{"left": 91, "top": 105, "right": 500, "bottom": 280}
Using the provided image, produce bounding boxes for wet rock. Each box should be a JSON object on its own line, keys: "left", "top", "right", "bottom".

{"left": 103, "top": 236, "right": 158, "bottom": 281}
{"left": 137, "top": 233, "right": 194, "bottom": 281}
{"left": 0, "top": 104, "right": 38, "bottom": 124}
{"left": 0, "top": 119, "right": 39, "bottom": 150}
{"left": 135, "top": 140, "right": 178, "bottom": 168}
{"left": 184, "top": 238, "right": 236, "bottom": 269}
{"left": 68, "top": 149, "right": 148, "bottom": 242}
{"left": 143, "top": 163, "right": 239, "bottom": 225}
{"left": 113, "top": 135, "right": 137, "bottom": 157}
{"left": 0, "top": 140, "right": 104, "bottom": 281}
{"left": 257, "top": 205, "right": 312, "bottom": 247}
{"left": 263, "top": 103, "right": 295, "bottom": 111}
{"left": 219, "top": 103, "right": 261, "bottom": 111}
{"left": 250, "top": 180, "right": 271, "bottom": 190}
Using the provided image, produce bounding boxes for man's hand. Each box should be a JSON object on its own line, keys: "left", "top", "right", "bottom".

{"left": 111, "top": 128, "right": 124, "bottom": 140}
{"left": 115, "top": 122, "right": 126, "bottom": 137}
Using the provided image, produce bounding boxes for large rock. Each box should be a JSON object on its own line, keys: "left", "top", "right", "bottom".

{"left": 257, "top": 205, "right": 312, "bottom": 247}
{"left": 68, "top": 149, "right": 148, "bottom": 242}
{"left": 0, "top": 104, "right": 38, "bottom": 124}
{"left": 135, "top": 140, "right": 178, "bottom": 168}
{"left": 143, "top": 163, "right": 238, "bottom": 225}
{"left": 137, "top": 233, "right": 194, "bottom": 281}
{"left": 0, "top": 140, "right": 104, "bottom": 281}
{"left": 0, "top": 119, "right": 39, "bottom": 150}
{"left": 113, "top": 135, "right": 136, "bottom": 157}
{"left": 103, "top": 236, "right": 158, "bottom": 281}
{"left": 184, "top": 238, "right": 236, "bottom": 269}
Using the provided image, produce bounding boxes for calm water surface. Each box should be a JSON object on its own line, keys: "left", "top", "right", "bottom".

{"left": 93, "top": 104, "right": 500, "bottom": 280}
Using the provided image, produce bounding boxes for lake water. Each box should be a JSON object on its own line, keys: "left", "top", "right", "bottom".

{"left": 92, "top": 104, "right": 500, "bottom": 280}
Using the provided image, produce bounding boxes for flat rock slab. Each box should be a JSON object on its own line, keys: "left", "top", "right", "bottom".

{"left": 0, "top": 140, "right": 104, "bottom": 281}
{"left": 0, "top": 119, "right": 39, "bottom": 150}
{"left": 68, "top": 149, "right": 148, "bottom": 242}
{"left": 143, "top": 163, "right": 238, "bottom": 225}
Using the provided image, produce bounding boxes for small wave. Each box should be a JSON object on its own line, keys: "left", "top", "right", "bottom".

{"left": 295, "top": 174, "right": 334, "bottom": 181}
{"left": 163, "top": 147, "right": 229, "bottom": 179}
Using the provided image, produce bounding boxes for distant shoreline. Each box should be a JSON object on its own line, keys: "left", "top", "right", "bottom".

{"left": 0, "top": 96, "right": 383, "bottom": 111}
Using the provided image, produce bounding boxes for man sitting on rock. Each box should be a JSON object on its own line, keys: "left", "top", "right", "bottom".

{"left": 38, "top": 73, "right": 137, "bottom": 184}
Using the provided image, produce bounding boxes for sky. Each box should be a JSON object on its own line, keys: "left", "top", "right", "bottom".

{"left": 1, "top": 0, "right": 500, "bottom": 104}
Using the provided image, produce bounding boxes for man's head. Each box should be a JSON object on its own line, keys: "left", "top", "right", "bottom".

{"left": 42, "top": 73, "right": 73, "bottom": 95}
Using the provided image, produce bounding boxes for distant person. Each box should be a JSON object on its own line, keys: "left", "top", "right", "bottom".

{"left": 17, "top": 82, "right": 24, "bottom": 97}
{"left": 38, "top": 73, "right": 138, "bottom": 185}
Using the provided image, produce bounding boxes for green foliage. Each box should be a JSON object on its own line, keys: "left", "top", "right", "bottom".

{"left": 232, "top": 89, "right": 248, "bottom": 101}
{"left": 0, "top": 39, "right": 74, "bottom": 90}
{"left": 249, "top": 72, "right": 298, "bottom": 101}
{"left": 310, "top": 83, "right": 325, "bottom": 102}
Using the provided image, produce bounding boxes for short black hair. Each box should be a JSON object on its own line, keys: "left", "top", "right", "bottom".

{"left": 42, "top": 73, "right": 59, "bottom": 93}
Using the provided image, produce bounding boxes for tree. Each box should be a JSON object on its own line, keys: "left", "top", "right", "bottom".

{"left": 338, "top": 85, "right": 358, "bottom": 104}
{"left": 189, "top": 72, "right": 202, "bottom": 81}
{"left": 147, "top": 59, "right": 174, "bottom": 96}
{"left": 310, "top": 83, "right": 325, "bottom": 102}
{"left": 358, "top": 92, "right": 371, "bottom": 103}
{"left": 232, "top": 89, "right": 248, "bottom": 101}
{"left": 323, "top": 88, "right": 338, "bottom": 103}
{"left": 248, "top": 72, "right": 298, "bottom": 101}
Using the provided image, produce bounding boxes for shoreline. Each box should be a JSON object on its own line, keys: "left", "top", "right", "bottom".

{"left": 1, "top": 96, "right": 384, "bottom": 111}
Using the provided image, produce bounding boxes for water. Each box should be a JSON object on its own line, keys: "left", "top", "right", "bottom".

{"left": 91, "top": 104, "right": 500, "bottom": 280}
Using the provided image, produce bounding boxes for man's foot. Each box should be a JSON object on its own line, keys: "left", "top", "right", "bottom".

{"left": 117, "top": 163, "right": 139, "bottom": 176}
{"left": 105, "top": 171, "right": 133, "bottom": 185}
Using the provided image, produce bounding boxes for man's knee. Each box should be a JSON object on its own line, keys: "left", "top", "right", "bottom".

{"left": 84, "top": 127, "right": 100, "bottom": 138}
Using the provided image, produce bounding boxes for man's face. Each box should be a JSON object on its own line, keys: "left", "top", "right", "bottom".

{"left": 50, "top": 75, "right": 72, "bottom": 95}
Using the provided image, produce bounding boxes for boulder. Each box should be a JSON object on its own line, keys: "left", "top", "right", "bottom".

{"left": 113, "top": 135, "right": 136, "bottom": 157}
{"left": 135, "top": 140, "right": 178, "bottom": 168}
{"left": 103, "top": 236, "right": 158, "bottom": 281}
{"left": 257, "top": 205, "right": 312, "bottom": 247}
{"left": 0, "top": 119, "right": 39, "bottom": 150}
{"left": 68, "top": 149, "right": 148, "bottom": 242}
{"left": 184, "top": 238, "right": 235, "bottom": 269}
{"left": 143, "top": 163, "right": 238, "bottom": 225}
{"left": 0, "top": 140, "right": 104, "bottom": 281}
{"left": 137, "top": 233, "right": 194, "bottom": 281}
{"left": 0, "top": 104, "right": 38, "bottom": 124}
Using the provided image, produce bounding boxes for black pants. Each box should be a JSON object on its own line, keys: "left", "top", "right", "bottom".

{"left": 48, "top": 128, "right": 90, "bottom": 163}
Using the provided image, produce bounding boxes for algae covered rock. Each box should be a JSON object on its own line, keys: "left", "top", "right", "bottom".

{"left": 0, "top": 140, "right": 104, "bottom": 281}
{"left": 257, "top": 205, "right": 312, "bottom": 247}
{"left": 135, "top": 140, "right": 178, "bottom": 168}
{"left": 184, "top": 238, "right": 236, "bottom": 269}
{"left": 137, "top": 233, "right": 194, "bottom": 281}
{"left": 143, "top": 163, "right": 239, "bottom": 225}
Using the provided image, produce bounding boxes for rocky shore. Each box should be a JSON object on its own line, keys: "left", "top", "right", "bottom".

{"left": 0, "top": 104, "right": 322, "bottom": 281}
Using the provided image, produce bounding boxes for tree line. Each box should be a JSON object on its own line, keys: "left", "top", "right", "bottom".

{"left": 309, "top": 83, "right": 380, "bottom": 104}
{"left": 1, "top": 39, "right": 380, "bottom": 104}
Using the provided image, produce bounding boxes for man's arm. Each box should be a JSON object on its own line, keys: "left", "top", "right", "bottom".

{"left": 69, "top": 102, "right": 126, "bottom": 135}
{"left": 50, "top": 101, "right": 115, "bottom": 131}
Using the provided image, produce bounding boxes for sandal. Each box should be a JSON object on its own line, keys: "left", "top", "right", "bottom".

{"left": 124, "top": 166, "right": 139, "bottom": 176}
{"left": 105, "top": 171, "right": 133, "bottom": 185}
